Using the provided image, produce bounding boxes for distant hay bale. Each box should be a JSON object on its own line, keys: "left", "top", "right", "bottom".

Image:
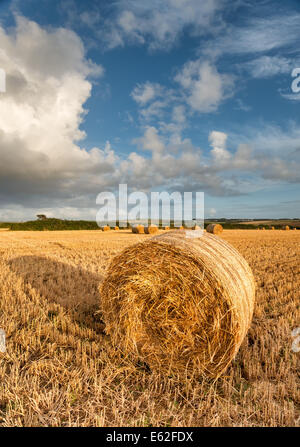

{"left": 282, "top": 225, "right": 290, "bottom": 231}
{"left": 262, "top": 227, "right": 266, "bottom": 230}
{"left": 163, "top": 226, "right": 170, "bottom": 231}
{"left": 293, "top": 227, "right": 297, "bottom": 230}
{"left": 132, "top": 224, "right": 145, "bottom": 234}
{"left": 179, "top": 226, "right": 184, "bottom": 230}
{"left": 192, "top": 225, "right": 201, "bottom": 230}
{"left": 102, "top": 226, "right": 110, "bottom": 231}
{"left": 206, "top": 223, "right": 223, "bottom": 235}
{"left": 144, "top": 225, "right": 158, "bottom": 234}
{"left": 271, "top": 226, "right": 275, "bottom": 230}
{"left": 0, "top": 228, "right": 9, "bottom": 231}
{"left": 114, "top": 226, "right": 119, "bottom": 231}
{"left": 101, "top": 230, "right": 255, "bottom": 378}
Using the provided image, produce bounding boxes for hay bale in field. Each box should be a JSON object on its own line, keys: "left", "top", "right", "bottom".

{"left": 101, "top": 230, "right": 255, "bottom": 378}
{"left": 262, "top": 227, "right": 266, "bottom": 230}
{"left": 0, "top": 228, "right": 10, "bottom": 231}
{"left": 179, "top": 226, "right": 184, "bottom": 230}
{"left": 144, "top": 225, "right": 158, "bottom": 234}
{"left": 282, "top": 225, "right": 290, "bottom": 231}
{"left": 114, "top": 226, "right": 119, "bottom": 231}
{"left": 102, "top": 226, "right": 110, "bottom": 231}
{"left": 132, "top": 224, "right": 145, "bottom": 234}
{"left": 206, "top": 223, "right": 223, "bottom": 235}
{"left": 192, "top": 225, "right": 201, "bottom": 230}
{"left": 163, "top": 226, "right": 170, "bottom": 231}
{"left": 271, "top": 226, "right": 275, "bottom": 230}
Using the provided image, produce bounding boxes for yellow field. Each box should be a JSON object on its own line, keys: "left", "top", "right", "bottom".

{"left": 0, "top": 230, "right": 299, "bottom": 426}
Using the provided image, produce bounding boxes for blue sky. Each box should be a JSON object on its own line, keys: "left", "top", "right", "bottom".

{"left": 0, "top": 0, "right": 300, "bottom": 220}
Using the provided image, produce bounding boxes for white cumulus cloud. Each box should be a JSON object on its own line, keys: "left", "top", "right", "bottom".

{"left": 0, "top": 15, "right": 119, "bottom": 210}
{"left": 175, "top": 60, "right": 234, "bottom": 113}
{"left": 131, "top": 81, "right": 163, "bottom": 105}
{"left": 209, "top": 130, "right": 231, "bottom": 162}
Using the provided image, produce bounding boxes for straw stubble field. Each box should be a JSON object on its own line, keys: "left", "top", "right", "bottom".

{"left": 0, "top": 230, "right": 299, "bottom": 426}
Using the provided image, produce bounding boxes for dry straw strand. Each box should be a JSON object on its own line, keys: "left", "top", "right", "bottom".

{"left": 206, "top": 223, "right": 223, "bottom": 235}
{"left": 101, "top": 230, "right": 255, "bottom": 378}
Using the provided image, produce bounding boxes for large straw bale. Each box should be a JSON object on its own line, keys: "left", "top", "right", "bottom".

{"left": 101, "top": 230, "right": 255, "bottom": 378}
{"left": 132, "top": 224, "right": 145, "bottom": 234}
{"left": 144, "top": 225, "right": 158, "bottom": 234}
{"left": 206, "top": 223, "right": 223, "bottom": 235}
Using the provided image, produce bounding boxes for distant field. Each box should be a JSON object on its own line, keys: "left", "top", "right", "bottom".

{"left": 0, "top": 230, "right": 299, "bottom": 426}
{"left": 238, "top": 220, "right": 300, "bottom": 228}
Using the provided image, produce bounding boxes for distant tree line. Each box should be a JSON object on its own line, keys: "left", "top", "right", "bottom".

{"left": 0, "top": 218, "right": 298, "bottom": 231}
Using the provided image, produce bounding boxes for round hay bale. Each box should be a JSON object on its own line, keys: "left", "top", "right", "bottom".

{"left": 102, "top": 225, "right": 110, "bottom": 231}
{"left": 192, "top": 225, "right": 201, "bottom": 230}
{"left": 179, "top": 226, "right": 184, "bottom": 230}
{"left": 282, "top": 225, "right": 290, "bottom": 231}
{"left": 101, "top": 230, "right": 255, "bottom": 378}
{"left": 114, "top": 226, "right": 119, "bottom": 231}
{"left": 271, "top": 226, "right": 275, "bottom": 230}
{"left": 145, "top": 225, "right": 158, "bottom": 235}
{"left": 163, "top": 226, "right": 170, "bottom": 231}
{"left": 132, "top": 224, "right": 145, "bottom": 234}
{"left": 206, "top": 223, "right": 223, "bottom": 235}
